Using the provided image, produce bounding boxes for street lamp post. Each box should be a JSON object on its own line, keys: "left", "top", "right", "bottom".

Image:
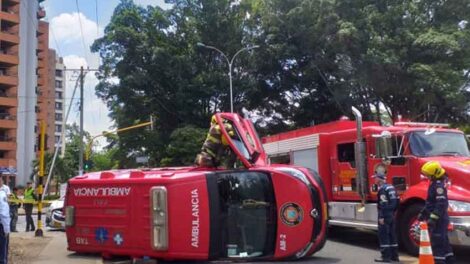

{"left": 197, "top": 42, "right": 259, "bottom": 113}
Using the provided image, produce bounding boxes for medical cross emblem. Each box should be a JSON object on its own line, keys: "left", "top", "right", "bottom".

{"left": 113, "top": 233, "right": 123, "bottom": 246}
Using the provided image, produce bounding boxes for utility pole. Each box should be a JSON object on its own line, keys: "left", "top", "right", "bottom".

{"left": 79, "top": 66, "right": 84, "bottom": 175}
{"left": 35, "top": 121, "right": 46, "bottom": 237}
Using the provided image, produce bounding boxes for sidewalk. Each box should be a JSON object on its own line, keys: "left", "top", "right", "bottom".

{"left": 9, "top": 230, "right": 102, "bottom": 264}
{"left": 30, "top": 231, "right": 102, "bottom": 264}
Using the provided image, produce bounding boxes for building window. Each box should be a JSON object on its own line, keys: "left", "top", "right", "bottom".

{"left": 55, "top": 125, "right": 62, "bottom": 132}
{"left": 55, "top": 135, "right": 60, "bottom": 143}
{"left": 55, "top": 91, "right": 62, "bottom": 99}
{"left": 55, "top": 113, "right": 62, "bottom": 121}
{"left": 55, "top": 80, "right": 62, "bottom": 88}
{"left": 55, "top": 102, "right": 62, "bottom": 110}
{"left": 55, "top": 70, "right": 63, "bottom": 77}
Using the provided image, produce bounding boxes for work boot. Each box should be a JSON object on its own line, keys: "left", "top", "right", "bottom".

{"left": 374, "top": 258, "right": 391, "bottom": 263}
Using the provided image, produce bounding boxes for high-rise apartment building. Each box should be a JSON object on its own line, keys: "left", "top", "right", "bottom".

{"left": 50, "top": 50, "right": 65, "bottom": 157}
{"left": 0, "top": 0, "right": 56, "bottom": 186}
{"left": 0, "top": 0, "right": 21, "bottom": 186}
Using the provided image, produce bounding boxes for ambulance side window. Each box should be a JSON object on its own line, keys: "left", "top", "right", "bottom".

{"left": 338, "top": 143, "right": 355, "bottom": 167}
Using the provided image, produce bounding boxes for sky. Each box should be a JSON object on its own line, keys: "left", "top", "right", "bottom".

{"left": 42, "top": 0, "right": 171, "bottom": 148}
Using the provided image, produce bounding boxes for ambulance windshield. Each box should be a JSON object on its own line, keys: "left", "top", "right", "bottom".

{"left": 208, "top": 171, "right": 276, "bottom": 258}
{"left": 409, "top": 131, "right": 470, "bottom": 157}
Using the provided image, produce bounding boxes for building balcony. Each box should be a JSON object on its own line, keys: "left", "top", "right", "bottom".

{"left": 0, "top": 158, "right": 16, "bottom": 167}
{"left": 0, "top": 97, "right": 17, "bottom": 107}
{"left": 0, "top": 136, "right": 15, "bottom": 151}
{"left": 37, "top": 68, "right": 47, "bottom": 76}
{"left": 0, "top": 12, "right": 19, "bottom": 24}
{"left": 0, "top": 115, "right": 16, "bottom": 129}
{"left": 0, "top": 54, "right": 18, "bottom": 65}
{"left": 0, "top": 32, "right": 19, "bottom": 44}
{"left": 0, "top": 76, "right": 17, "bottom": 86}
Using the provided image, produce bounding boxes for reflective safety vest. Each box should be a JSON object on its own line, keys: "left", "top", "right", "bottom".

{"left": 24, "top": 188, "right": 35, "bottom": 201}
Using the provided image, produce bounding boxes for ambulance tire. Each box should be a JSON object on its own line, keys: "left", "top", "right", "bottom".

{"left": 399, "top": 203, "right": 422, "bottom": 256}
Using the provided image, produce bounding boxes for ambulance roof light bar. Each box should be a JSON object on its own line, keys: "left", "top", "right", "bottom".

{"left": 394, "top": 121, "right": 450, "bottom": 128}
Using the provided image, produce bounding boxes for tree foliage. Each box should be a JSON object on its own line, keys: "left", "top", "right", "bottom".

{"left": 92, "top": 0, "right": 470, "bottom": 167}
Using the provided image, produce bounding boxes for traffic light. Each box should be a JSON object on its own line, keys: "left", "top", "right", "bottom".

{"left": 84, "top": 160, "right": 94, "bottom": 171}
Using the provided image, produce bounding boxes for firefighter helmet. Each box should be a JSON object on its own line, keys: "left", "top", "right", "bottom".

{"left": 221, "top": 124, "right": 235, "bottom": 146}
{"left": 211, "top": 115, "right": 217, "bottom": 125}
{"left": 421, "top": 161, "right": 446, "bottom": 179}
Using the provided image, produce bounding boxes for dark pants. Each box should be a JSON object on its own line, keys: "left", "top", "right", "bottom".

{"left": 0, "top": 224, "right": 8, "bottom": 264}
{"left": 378, "top": 217, "right": 398, "bottom": 261}
{"left": 430, "top": 217, "right": 454, "bottom": 264}
{"left": 8, "top": 206, "right": 17, "bottom": 232}
{"left": 24, "top": 204, "right": 35, "bottom": 231}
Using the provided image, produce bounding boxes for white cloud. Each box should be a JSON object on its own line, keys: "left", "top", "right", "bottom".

{"left": 135, "top": 0, "right": 173, "bottom": 9}
{"left": 50, "top": 12, "right": 101, "bottom": 44}
{"left": 49, "top": 12, "right": 102, "bottom": 66}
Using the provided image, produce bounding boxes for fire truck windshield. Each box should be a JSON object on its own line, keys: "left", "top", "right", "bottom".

{"left": 208, "top": 171, "right": 276, "bottom": 258}
{"left": 409, "top": 131, "right": 470, "bottom": 157}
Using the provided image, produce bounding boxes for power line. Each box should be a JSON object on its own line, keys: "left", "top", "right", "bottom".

{"left": 49, "top": 26, "right": 63, "bottom": 57}
{"left": 75, "top": 0, "right": 90, "bottom": 64}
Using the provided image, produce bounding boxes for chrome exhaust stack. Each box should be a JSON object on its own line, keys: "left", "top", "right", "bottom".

{"left": 352, "top": 107, "right": 368, "bottom": 211}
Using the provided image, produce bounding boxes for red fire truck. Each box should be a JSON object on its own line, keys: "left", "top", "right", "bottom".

{"left": 262, "top": 107, "right": 470, "bottom": 255}
{"left": 65, "top": 113, "right": 328, "bottom": 261}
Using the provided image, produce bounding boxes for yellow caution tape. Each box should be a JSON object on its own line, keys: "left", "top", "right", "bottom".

{"left": 7, "top": 198, "right": 55, "bottom": 205}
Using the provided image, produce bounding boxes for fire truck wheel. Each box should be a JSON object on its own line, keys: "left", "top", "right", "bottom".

{"left": 398, "top": 203, "right": 423, "bottom": 256}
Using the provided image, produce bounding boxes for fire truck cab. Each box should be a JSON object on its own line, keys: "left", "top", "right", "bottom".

{"left": 65, "top": 113, "right": 328, "bottom": 261}
{"left": 262, "top": 107, "right": 470, "bottom": 255}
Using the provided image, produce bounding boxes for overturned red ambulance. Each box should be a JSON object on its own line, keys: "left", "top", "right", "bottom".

{"left": 65, "top": 113, "right": 328, "bottom": 261}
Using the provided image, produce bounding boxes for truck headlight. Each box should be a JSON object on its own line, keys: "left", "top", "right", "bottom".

{"left": 449, "top": 200, "right": 470, "bottom": 212}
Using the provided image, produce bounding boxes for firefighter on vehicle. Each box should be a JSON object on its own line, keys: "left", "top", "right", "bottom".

{"left": 195, "top": 115, "right": 236, "bottom": 168}
{"left": 418, "top": 161, "right": 455, "bottom": 264}
{"left": 374, "top": 171, "right": 399, "bottom": 263}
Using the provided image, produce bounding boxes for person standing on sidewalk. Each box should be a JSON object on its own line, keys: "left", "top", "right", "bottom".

{"left": 374, "top": 172, "right": 400, "bottom": 263}
{"left": 23, "top": 182, "right": 36, "bottom": 232}
{"left": 0, "top": 188, "right": 10, "bottom": 263}
{"left": 8, "top": 188, "right": 19, "bottom": 233}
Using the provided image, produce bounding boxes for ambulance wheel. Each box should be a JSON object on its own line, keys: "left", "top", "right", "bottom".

{"left": 399, "top": 203, "right": 423, "bottom": 256}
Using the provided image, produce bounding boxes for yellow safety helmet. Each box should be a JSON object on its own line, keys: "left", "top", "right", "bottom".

{"left": 211, "top": 115, "right": 217, "bottom": 125}
{"left": 421, "top": 161, "right": 446, "bottom": 179}
{"left": 221, "top": 124, "right": 235, "bottom": 146}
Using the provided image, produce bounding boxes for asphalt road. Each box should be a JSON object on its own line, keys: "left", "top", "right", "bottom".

{"left": 15, "top": 216, "right": 470, "bottom": 263}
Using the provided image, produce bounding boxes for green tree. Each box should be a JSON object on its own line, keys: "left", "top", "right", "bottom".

{"left": 92, "top": 0, "right": 257, "bottom": 166}
{"left": 90, "top": 148, "right": 119, "bottom": 171}
{"left": 92, "top": 0, "right": 470, "bottom": 165}
{"left": 160, "top": 125, "right": 206, "bottom": 166}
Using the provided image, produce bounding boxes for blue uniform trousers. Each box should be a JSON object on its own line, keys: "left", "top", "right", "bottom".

{"left": 0, "top": 224, "right": 8, "bottom": 264}
{"left": 429, "top": 217, "right": 454, "bottom": 264}
{"left": 378, "top": 217, "right": 398, "bottom": 261}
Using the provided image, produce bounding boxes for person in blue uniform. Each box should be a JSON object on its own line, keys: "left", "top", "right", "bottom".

{"left": 374, "top": 172, "right": 399, "bottom": 263}
{"left": 418, "top": 161, "right": 454, "bottom": 264}
{"left": 0, "top": 190, "right": 10, "bottom": 264}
